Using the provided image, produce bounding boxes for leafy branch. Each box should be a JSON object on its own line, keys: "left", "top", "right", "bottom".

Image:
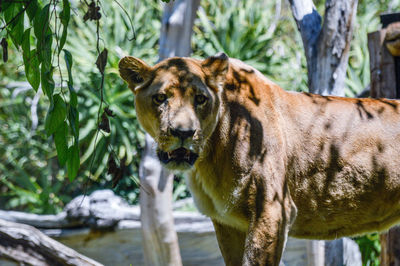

{"left": 0, "top": 0, "right": 136, "bottom": 183}
{"left": 0, "top": 0, "right": 81, "bottom": 180}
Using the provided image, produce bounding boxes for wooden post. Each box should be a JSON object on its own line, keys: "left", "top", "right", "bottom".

{"left": 368, "top": 12, "right": 400, "bottom": 266}
{"left": 368, "top": 29, "right": 396, "bottom": 98}
{"left": 380, "top": 230, "right": 400, "bottom": 266}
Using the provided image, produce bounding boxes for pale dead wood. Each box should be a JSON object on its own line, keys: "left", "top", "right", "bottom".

{"left": 289, "top": 0, "right": 358, "bottom": 96}
{"left": 0, "top": 219, "right": 103, "bottom": 266}
{"left": 139, "top": 134, "right": 181, "bottom": 266}
{"left": 0, "top": 210, "right": 70, "bottom": 229}
{"left": 0, "top": 190, "right": 140, "bottom": 230}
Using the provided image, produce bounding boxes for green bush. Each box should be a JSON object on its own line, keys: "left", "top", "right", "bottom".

{"left": 0, "top": 83, "right": 67, "bottom": 213}
{"left": 354, "top": 233, "right": 381, "bottom": 266}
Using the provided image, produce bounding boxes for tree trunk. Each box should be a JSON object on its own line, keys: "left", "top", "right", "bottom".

{"left": 140, "top": 135, "right": 182, "bottom": 266}
{"left": 0, "top": 219, "right": 103, "bottom": 266}
{"left": 159, "top": 0, "right": 201, "bottom": 60}
{"left": 307, "top": 240, "right": 325, "bottom": 266}
{"left": 139, "top": 1, "right": 200, "bottom": 266}
{"left": 288, "top": 0, "right": 360, "bottom": 265}
{"left": 289, "top": 0, "right": 358, "bottom": 96}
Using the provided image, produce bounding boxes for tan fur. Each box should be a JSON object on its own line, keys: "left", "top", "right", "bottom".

{"left": 119, "top": 54, "right": 400, "bottom": 265}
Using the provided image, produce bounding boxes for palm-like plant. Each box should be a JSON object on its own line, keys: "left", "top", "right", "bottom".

{"left": 192, "top": 0, "right": 308, "bottom": 91}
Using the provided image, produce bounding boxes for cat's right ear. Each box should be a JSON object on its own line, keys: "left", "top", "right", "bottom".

{"left": 119, "top": 56, "right": 152, "bottom": 94}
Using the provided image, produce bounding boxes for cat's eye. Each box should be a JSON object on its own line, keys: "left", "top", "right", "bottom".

{"left": 152, "top": 94, "right": 167, "bottom": 105}
{"left": 195, "top": 95, "right": 207, "bottom": 105}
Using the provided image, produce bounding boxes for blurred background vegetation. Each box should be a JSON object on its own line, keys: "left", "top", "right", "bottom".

{"left": 0, "top": 0, "right": 398, "bottom": 264}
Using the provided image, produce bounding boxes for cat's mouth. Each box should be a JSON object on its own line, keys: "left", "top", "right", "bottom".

{"left": 157, "top": 147, "right": 199, "bottom": 167}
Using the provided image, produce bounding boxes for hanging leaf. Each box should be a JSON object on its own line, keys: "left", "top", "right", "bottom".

{"left": 68, "top": 106, "right": 79, "bottom": 140}
{"left": 112, "top": 157, "right": 126, "bottom": 188}
{"left": 96, "top": 48, "right": 108, "bottom": 74}
{"left": 41, "top": 66, "right": 55, "bottom": 97}
{"left": 83, "top": 1, "right": 101, "bottom": 22}
{"left": 54, "top": 122, "right": 68, "bottom": 166}
{"left": 67, "top": 142, "right": 80, "bottom": 181}
{"left": 4, "top": 3, "right": 24, "bottom": 46}
{"left": 22, "top": 29, "right": 40, "bottom": 91}
{"left": 21, "top": 28, "right": 30, "bottom": 55}
{"left": 59, "top": 0, "right": 70, "bottom": 52}
{"left": 104, "top": 107, "right": 115, "bottom": 117}
{"left": 99, "top": 112, "right": 110, "bottom": 133}
{"left": 33, "top": 4, "right": 51, "bottom": 62}
{"left": 107, "top": 154, "right": 118, "bottom": 176}
{"left": 63, "top": 49, "right": 73, "bottom": 83}
{"left": 24, "top": 49, "right": 41, "bottom": 92}
{"left": 25, "top": 1, "right": 39, "bottom": 22}
{"left": 68, "top": 83, "right": 78, "bottom": 107}
{"left": 107, "top": 154, "right": 126, "bottom": 188}
{"left": 1, "top": 38, "right": 8, "bottom": 62}
{"left": 33, "top": 4, "right": 50, "bottom": 40}
{"left": 42, "top": 32, "right": 53, "bottom": 70}
{"left": 63, "top": 49, "right": 77, "bottom": 107}
{"left": 45, "top": 94, "right": 67, "bottom": 136}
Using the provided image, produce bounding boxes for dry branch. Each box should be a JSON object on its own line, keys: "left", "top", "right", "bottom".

{"left": 0, "top": 219, "right": 103, "bottom": 266}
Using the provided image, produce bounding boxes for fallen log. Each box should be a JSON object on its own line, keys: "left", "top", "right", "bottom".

{"left": 0, "top": 218, "right": 103, "bottom": 266}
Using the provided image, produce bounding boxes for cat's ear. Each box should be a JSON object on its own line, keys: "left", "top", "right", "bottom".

{"left": 119, "top": 56, "right": 153, "bottom": 94}
{"left": 202, "top": 52, "right": 229, "bottom": 90}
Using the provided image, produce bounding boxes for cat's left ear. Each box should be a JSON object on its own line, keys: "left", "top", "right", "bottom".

{"left": 202, "top": 52, "right": 229, "bottom": 90}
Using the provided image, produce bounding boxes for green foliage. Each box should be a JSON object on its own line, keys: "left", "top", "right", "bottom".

{"left": 1, "top": 0, "right": 79, "bottom": 180}
{"left": 0, "top": 84, "right": 69, "bottom": 213}
{"left": 63, "top": 0, "right": 160, "bottom": 203}
{"left": 192, "top": 0, "right": 309, "bottom": 92}
{"left": 0, "top": 0, "right": 162, "bottom": 211}
{"left": 355, "top": 233, "right": 381, "bottom": 266}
